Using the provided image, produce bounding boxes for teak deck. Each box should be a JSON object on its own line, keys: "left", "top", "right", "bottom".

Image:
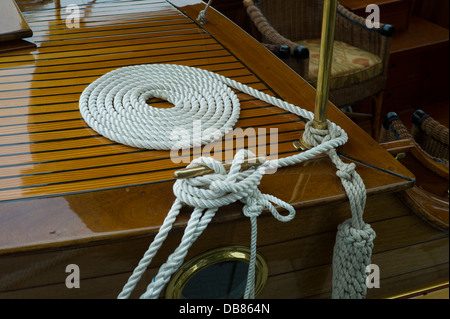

{"left": 0, "top": 0, "right": 447, "bottom": 299}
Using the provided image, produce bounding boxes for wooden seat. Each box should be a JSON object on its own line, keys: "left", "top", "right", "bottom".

{"left": 380, "top": 110, "right": 449, "bottom": 231}
{"left": 243, "top": 0, "right": 395, "bottom": 140}
{"left": 411, "top": 110, "right": 449, "bottom": 162}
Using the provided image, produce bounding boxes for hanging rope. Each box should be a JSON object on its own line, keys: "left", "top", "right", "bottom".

{"left": 117, "top": 150, "right": 295, "bottom": 299}
{"left": 79, "top": 63, "right": 375, "bottom": 299}
{"left": 303, "top": 121, "right": 376, "bottom": 299}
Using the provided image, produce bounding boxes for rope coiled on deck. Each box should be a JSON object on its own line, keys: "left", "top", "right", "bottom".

{"left": 79, "top": 64, "right": 241, "bottom": 150}
{"left": 79, "top": 63, "right": 375, "bottom": 299}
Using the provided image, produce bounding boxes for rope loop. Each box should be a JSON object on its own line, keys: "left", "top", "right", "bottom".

{"left": 79, "top": 64, "right": 241, "bottom": 150}
{"left": 340, "top": 220, "right": 376, "bottom": 246}
{"left": 242, "top": 199, "right": 264, "bottom": 218}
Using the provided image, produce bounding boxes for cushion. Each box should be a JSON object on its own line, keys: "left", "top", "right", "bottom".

{"left": 296, "top": 39, "right": 383, "bottom": 89}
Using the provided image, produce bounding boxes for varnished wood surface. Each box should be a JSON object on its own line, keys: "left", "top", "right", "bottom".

{"left": 0, "top": 0, "right": 33, "bottom": 42}
{"left": 381, "top": 138, "right": 448, "bottom": 231}
{"left": 1, "top": 0, "right": 446, "bottom": 299}
{"left": 0, "top": 0, "right": 281, "bottom": 203}
{"left": 413, "top": 0, "right": 449, "bottom": 29}
{"left": 0, "top": 192, "right": 447, "bottom": 298}
{"left": 390, "top": 16, "right": 449, "bottom": 55}
{"left": 411, "top": 286, "right": 449, "bottom": 299}
{"left": 339, "top": 0, "right": 413, "bottom": 32}
{"left": 0, "top": 0, "right": 413, "bottom": 243}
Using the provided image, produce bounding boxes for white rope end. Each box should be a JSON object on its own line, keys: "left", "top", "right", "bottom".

{"left": 197, "top": 10, "right": 207, "bottom": 24}
{"left": 197, "top": 0, "right": 213, "bottom": 24}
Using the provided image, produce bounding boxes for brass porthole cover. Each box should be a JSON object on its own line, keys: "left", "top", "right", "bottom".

{"left": 165, "top": 246, "right": 268, "bottom": 299}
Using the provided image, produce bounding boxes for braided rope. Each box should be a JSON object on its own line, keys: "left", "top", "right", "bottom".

{"left": 303, "top": 122, "right": 375, "bottom": 299}
{"left": 79, "top": 64, "right": 374, "bottom": 299}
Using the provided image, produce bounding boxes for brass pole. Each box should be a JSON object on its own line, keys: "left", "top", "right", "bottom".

{"left": 175, "top": 0, "right": 339, "bottom": 178}
{"left": 314, "top": 0, "right": 338, "bottom": 130}
{"left": 294, "top": 0, "right": 338, "bottom": 150}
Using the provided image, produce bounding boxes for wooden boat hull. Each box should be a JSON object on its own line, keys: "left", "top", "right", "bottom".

{"left": 1, "top": 190, "right": 447, "bottom": 299}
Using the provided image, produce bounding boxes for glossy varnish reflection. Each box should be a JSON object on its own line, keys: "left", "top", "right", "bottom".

{"left": 0, "top": 0, "right": 412, "bottom": 202}
{"left": 0, "top": 0, "right": 447, "bottom": 299}
{"left": 0, "top": 0, "right": 290, "bottom": 201}
{"left": 0, "top": 0, "right": 33, "bottom": 42}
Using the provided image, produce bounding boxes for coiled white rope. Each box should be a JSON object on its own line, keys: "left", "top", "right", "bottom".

{"left": 79, "top": 63, "right": 374, "bottom": 299}
{"left": 79, "top": 64, "right": 241, "bottom": 150}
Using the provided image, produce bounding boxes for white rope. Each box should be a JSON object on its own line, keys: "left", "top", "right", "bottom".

{"left": 197, "top": 0, "right": 213, "bottom": 24}
{"left": 303, "top": 121, "right": 376, "bottom": 299}
{"left": 79, "top": 64, "right": 240, "bottom": 150}
{"left": 79, "top": 63, "right": 374, "bottom": 299}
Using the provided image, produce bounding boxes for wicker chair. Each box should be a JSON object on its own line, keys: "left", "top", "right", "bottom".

{"left": 380, "top": 110, "right": 449, "bottom": 231}
{"left": 243, "top": 0, "right": 395, "bottom": 139}
{"left": 380, "top": 110, "right": 449, "bottom": 165}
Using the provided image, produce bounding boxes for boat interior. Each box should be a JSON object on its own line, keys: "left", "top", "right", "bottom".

{"left": 0, "top": 0, "right": 448, "bottom": 300}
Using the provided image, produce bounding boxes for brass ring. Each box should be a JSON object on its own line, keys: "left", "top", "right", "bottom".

{"left": 165, "top": 246, "right": 268, "bottom": 299}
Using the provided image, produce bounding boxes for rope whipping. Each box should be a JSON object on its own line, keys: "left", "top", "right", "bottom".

{"left": 79, "top": 63, "right": 375, "bottom": 299}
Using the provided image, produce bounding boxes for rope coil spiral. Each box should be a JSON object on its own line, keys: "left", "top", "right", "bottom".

{"left": 79, "top": 63, "right": 375, "bottom": 299}
{"left": 79, "top": 64, "right": 241, "bottom": 150}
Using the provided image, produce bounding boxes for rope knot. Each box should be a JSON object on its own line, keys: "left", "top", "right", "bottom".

{"left": 339, "top": 220, "right": 376, "bottom": 247}
{"left": 302, "top": 121, "right": 342, "bottom": 147}
{"left": 336, "top": 162, "right": 356, "bottom": 181}
{"left": 173, "top": 150, "right": 265, "bottom": 209}
{"left": 243, "top": 198, "right": 265, "bottom": 218}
